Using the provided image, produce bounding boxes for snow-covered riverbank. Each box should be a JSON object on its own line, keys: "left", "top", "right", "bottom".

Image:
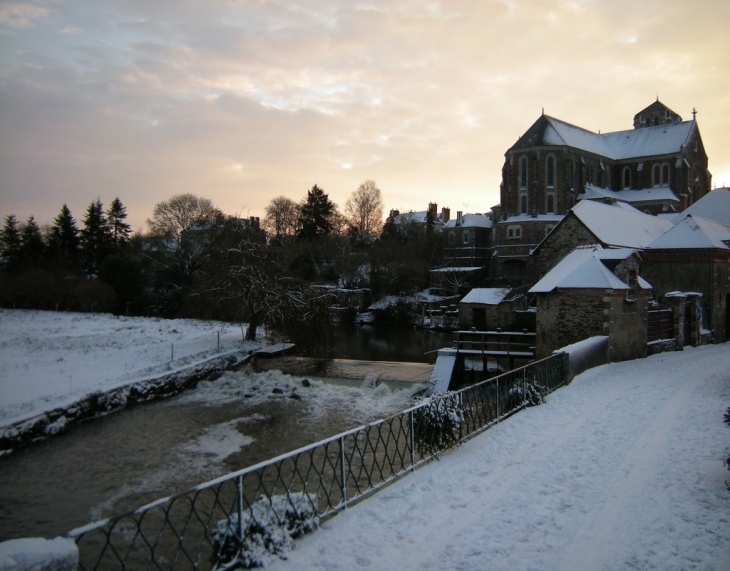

{"left": 0, "top": 310, "right": 264, "bottom": 451}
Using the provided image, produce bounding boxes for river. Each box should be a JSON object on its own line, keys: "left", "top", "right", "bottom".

{"left": 0, "top": 326, "right": 452, "bottom": 540}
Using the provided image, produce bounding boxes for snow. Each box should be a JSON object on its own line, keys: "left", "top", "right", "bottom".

{"left": 647, "top": 214, "right": 730, "bottom": 250}
{"left": 0, "top": 309, "right": 263, "bottom": 429}
{"left": 673, "top": 187, "right": 730, "bottom": 227}
{"left": 0, "top": 537, "right": 77, "bottom": 571}
{"left": 268, "top": 343, "right": 730, "bottom": 571}
{"left": 460, "top": 287, "right": 512, "bottom": 305}
{"left": 442, "top": 214, "right": 492, "bottom": 229}
{"left": 571, "top": 200, "right": 674, "bottom": 249}
{"left": 543, "top": 115, "right": 694, "bottom": 159}
{"left": 529, "top": 245, "right": 650, "bottom": 293}
{"left": 578, "top": 184, "right": 679, "bottom": 206}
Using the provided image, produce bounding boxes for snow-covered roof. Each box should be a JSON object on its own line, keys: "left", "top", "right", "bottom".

{"left": 460, "top": 288, "right": 512, "bottom": 306}
{"left": 671, "top": 187, "right": 730, "bottom": 227}
{"left": 529, "top": 245, "right": 649, "bottom": 293}
{"left": 570, "top": 200, "right": 674, "bottom": 248}
{"left": 499, "top": 213, "right": 564, "bottom": 224}
{"left": 578, "top": 184, "right": 679, "bottom": 206}
{"left": 430, "top": 266, "right": 482, "bottom": 273}
{"left": 646, "top": 214, "right": 730, "bottom": 250}
{"left": 442, "top": 214, "right": 492, "bottom": 229}
{"left": 524, "top": 115, "right": 694, "bottom": 160}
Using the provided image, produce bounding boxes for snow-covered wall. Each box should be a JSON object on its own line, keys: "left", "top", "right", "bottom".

{"left": 557, "top": 336, "right": 609, "bottom": 379}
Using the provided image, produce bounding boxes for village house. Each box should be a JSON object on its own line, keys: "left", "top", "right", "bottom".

{"left": 642, "top": 210, "right": 730, "bottom": 342}
{"left": 442, "top": 212, "right": 493, "bottom": 267}
{"left": 532, "top": 200, "right": 673, "bottom": 279}
{"left": 529, "top": 246, "right": 651, "bottom": 361}
{"left": 494, "top": 100, "right": 710, "bottom": 283}
{"left": 458, "top": 287, "right": 512, "bottom": 330}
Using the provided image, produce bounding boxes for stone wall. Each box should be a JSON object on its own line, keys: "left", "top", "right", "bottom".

{"left": 534, "top": 215, "right": 600, "bottom": 279}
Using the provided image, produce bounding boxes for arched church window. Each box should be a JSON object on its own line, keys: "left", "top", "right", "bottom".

{"left": 519, "top": 156, "right": 528, "bottom": 189}
{"left": 546, "top": 155, "right": 555, "bottom": 188}
{"left": 623, "top": 167, "right": 631, "bottom": 189}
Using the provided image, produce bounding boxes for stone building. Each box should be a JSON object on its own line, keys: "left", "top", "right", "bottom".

{"left": 642, "top": 212, "right": 730, "bottom": 342}
{"left": 442, "top": 212, "right": 493, "bottom": 267}
{"left": 495, "top": 100, "right": 711, "bottom": 283}
{"left": 532, "top": 200, "right": 672, "bottom": 279}
{"left": 529, "top": 246, "right": 651, "bottom": 361}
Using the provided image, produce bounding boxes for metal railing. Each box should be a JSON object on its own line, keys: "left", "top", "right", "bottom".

{"left": 69, "top": 352, "right": 569, "bottom": 570}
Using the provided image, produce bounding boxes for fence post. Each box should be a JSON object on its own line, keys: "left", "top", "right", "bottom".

{"left": 495, "top": 377, "right": 500, "bottom": 421}
{"left": 339, "top": 436, "right": 347, "bottom": 508}
{"left": 409, "top": 410, "right": 415, "bottom": 469}
{"left": 237, "top": 476, "right": 245, "bottom": 546}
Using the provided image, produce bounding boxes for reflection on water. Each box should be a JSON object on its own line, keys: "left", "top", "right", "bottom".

{"left": 323, "top": 325, "right": 453, "bottom": 363}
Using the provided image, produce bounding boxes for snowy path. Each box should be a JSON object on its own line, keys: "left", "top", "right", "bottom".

{"left": 268, "top": 344, "right": 730, "bottom": 571}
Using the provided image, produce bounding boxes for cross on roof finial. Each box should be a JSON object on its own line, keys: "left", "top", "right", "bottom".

{"left": 692, "top": 107, "right": 697, "bottom": 120}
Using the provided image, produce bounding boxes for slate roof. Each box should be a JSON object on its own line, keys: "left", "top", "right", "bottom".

{"left": 570, "top": 200, "right": 674, "bottom": 248}
{"left": 647, "top": 214, "right": 730, "bottom": 250}
{"left": 511, "top": 114, "right": 695, "bottom": 160}
{"left": 671, "top": 187, "right": 730, "bottom": 227}
{"left": 529, "top": 246, "right": 651, "bottom": 293}
{"left": 460, "top": 288, "right": 512, "bottom": 305}
{"left": 442, "top": 214, "right": 493, "bottom": 229}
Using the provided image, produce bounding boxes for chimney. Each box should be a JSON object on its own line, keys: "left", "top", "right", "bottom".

{"left": 428, "top": 202, "right": 437, "bottom": 220}
{"left": 441, "top": 207, "right": 450, "bottom": 223}
{"left": 456, "top": 211, "right": 463, "bottom": 226}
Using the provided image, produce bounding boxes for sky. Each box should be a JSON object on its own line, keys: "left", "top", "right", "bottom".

{"left": 1, "top": 0, "right": 730, "bottom": 232}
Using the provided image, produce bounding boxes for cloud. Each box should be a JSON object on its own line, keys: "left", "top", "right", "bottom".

{"left": 0, "top": 0, "right": 729, "bottom": 230}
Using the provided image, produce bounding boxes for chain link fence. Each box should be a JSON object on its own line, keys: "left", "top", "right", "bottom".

{"left": 69, "top": 351, "right": 568, "bottom": 570}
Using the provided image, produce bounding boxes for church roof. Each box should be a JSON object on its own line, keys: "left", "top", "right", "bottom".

{"left": 511, "top": 114, "right": 695, "bottom": 160}
{"left": 578, "top": 184, "right": 680, "bottom": 206}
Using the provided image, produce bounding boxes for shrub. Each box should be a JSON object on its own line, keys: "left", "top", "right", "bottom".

{"left": 211, "top": 492, "right": 318, "bottom": 569}
{"left": 413, "top": 393, "right": 465, "bottom": 456}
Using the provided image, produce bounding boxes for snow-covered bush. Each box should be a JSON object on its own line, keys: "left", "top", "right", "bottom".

{"left": 506, "top": 379, "right": 545, "bottom": 409}
{"left": 413, "top": 393, "right": 465, "bottom": 456}
{"left": 211, "top": 492, "right": 318, "bottom": 569}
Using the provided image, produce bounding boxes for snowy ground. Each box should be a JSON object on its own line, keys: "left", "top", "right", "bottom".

{"left": 1, "top": 310, "right": 728, "bottom": 570}
{"left": 267, "top": 343, "right": 730, "bottom": 571}
{"left": 0, "top": 309, "right": 262, "bottom": 428}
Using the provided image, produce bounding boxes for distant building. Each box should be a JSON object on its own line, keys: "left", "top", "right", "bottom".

{"left": 388, "top": 203, "right": 451, "bottom": 233}
{"left": 495, "top": 100, "right": 711, "bottom": 282}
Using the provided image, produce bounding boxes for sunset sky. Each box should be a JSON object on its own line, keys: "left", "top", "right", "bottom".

{"left": 1, "top": 0, "right": 729, "bottom": 232}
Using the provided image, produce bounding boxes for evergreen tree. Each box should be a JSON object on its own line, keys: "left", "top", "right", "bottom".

{"left": 1, "top": 214, "right": 22, "bottom": 266}
{"left": 107, "top": 197, "right": 131, "bottom": 250}
{"left": 297, "top": 185, "right": 335, "bottom": 240}
{"left": 80, "top": 198, "right": 111, "bottom": 276}
{"left": 48, "top": 204, "right": 80, "bottom": 256}
{"left": 20, "top": 215, "right": 45, "bottom": 261}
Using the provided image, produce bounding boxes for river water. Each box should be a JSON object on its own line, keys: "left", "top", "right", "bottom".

{"left": 0, "top": 326, "right": 452, "bottom": 541}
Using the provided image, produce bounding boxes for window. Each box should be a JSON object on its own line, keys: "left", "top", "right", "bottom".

{"left": 520, "top": 194, "right": 528, "bottom": 214}
{"left": 546, "top": 155, "right": 555, "bottom": 188}
{"left": 546, "top": 194, "right": 555, "bottom": 213}
{"left": 462, "top": 230, "right": 472, "bottom": 245}
{"left": 623, "top": 167, "right": 631, "bottom": 189}
{"left": 448, "top": 232, "right": 455, "bottom": 244}
{"left": 652, "top": 164, "right": 660, "bottom": 187}
{"left": 519, "top": 156, "right": 528, "bottom": 189}
{"left": 661, "top": 164, "right": 669, "bottom": 185}
{"left": 507, "top": 225, "right": 522, "bottom": 239}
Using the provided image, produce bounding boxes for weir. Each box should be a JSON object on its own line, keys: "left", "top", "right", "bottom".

{"left": 429, "top": 330, "right": 537, "bottom": 393}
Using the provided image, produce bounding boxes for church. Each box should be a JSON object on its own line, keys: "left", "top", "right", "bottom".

{"left": 492, "top": 99, "right": 711, "bottom": 282}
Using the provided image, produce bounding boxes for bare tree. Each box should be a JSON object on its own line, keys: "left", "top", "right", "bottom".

{"left": 345, "top": 180, "right": 384, "bottom": 238}
{"left": 147, "top": 193, "right": 222, "bottom": 246}
{"left": 263, "top": 195, "right": 300, "bottom": 238}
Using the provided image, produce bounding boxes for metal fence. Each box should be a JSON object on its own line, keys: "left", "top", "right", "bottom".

{"left": 69, "top": 351, "right": 569, "bottom": 570}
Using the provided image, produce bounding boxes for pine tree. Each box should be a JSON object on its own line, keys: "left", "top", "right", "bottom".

{"left": 1, "top": 214, "right": 22, "bottom": 266}
{"left": 297, "top": 185, "right": 335, "bottom": 240}
{"left": 80, "top": 199, "right": 111, "bottom": 276}
{"left": 48, "top": 204, "right": 80, "bottom": 256}
{"left": 20, "top": 215, "right": 45, "bottom": 261}
{"left": 107, "top": 197, "right": 131, "bottom": 251}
